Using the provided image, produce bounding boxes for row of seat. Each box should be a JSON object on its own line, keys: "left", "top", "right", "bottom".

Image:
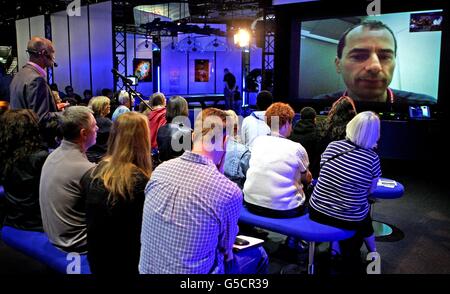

{"left": 0, "top": 186, "right": 91, "bottom": 274}
{"left": 0, "top": 225, "right": 91, "bottom": 274}
{"left": 0, "top": 184, "right": 353, "bottom": 275}
{"left": 1, "top": 213, "right": 348, "bottom": 275}
{"left": 239, "top": 206, "right": 355, "bottom": 274}
{"left": 0, "top": 179, "right": 403, "bottom": 275}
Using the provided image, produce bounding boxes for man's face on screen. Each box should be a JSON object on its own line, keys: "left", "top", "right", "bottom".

{"left": 336, "top": 27, "right": 396, "bottom": 102}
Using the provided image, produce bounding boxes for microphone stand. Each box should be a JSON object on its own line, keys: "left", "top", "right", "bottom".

{"left": 111, "top": 69, "right": 152, "bottom": 112}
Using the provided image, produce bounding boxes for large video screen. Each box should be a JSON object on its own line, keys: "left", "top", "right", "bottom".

{"left": 298, "top": 10, "right": 443, "bottom": 105}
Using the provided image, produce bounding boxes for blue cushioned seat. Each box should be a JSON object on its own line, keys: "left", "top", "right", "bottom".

{"left": 239, "top": 206, "right": 355, "bottom": 274}
{"left": 0, "top": 226, "right": 91, "bottom": 274}
{"left": 371, "top": 178, "right": 404, "bottom": 199}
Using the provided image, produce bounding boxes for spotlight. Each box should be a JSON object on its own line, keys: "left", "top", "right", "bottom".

{"left": 234, "top": 28, "right": 250, "bottom": 48}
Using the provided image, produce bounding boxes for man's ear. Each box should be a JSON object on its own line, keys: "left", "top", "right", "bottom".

{"left": 80, "top": 128, "right": 87, "bottom": 140}
{"left": 335, "top": 56, "right": 341, "bottom": 74}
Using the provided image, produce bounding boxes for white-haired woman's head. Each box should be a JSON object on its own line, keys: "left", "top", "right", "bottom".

{"left": 118, "top": 90, "right": 130, "bottom": 105}
{"left": 346, "top": 111, "right": 380, "bottom": 149}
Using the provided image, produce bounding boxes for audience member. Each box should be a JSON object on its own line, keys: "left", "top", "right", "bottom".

{"left": 0, "top": 65, "right": 12, "bottom": 102}
{"left": 139, "top": 108, "right": 268, "bottom": 274}
{"left": 223, "top": 109, "right": 251, "bottom": 189}
{"left": 101, "top": 88, "right": 113, "bottom": 100}
{"left": 138, "top": 100, "right": 152, "bottom": 115}
{"left": 49, "top": 83, "right": 63, "bottom": 105}
{"left": 39, "top": 114, "right": 63, "bottom": 151}
{"left": 244, "top": 102, "right": 312, "bottom": 218}
{"left": 156, "top": 95, "right": 191, "bottom": 162}
{"left": 39, "top": 106, "right": 97, "bottom": 253}
{"left": 82, "top": 112, "right": 152, "bottom": 275}
{"left": 315, "top": 96, "right": 357, "bottom": 176}
{"left": 82, "top": 89, "right": 93, "bottom": 105}
{"left": 111, "top": 90, "right": 133, "bottom": 121}
{"left": 63, "top": 86, "right": 82, "bottom": 105}
{"left": 289, "top": 106, "right": 321, "bottom": 178}
{"left": 148, "top": 92, "right": 167, "bottom": 150}
{"left": 10, "top": 37, "right": 67, "bottom": 123}
{"left": 241, "top": 90, "right": 273, "bottom": 147}
{"left": 0, "top": 109, "right": 48, "bottom": 231}
{"left": 309, "top": 111, "right": 381, "bottom": 259}
{"left": 86, "top": 96, "right": 112, "bottom": 163}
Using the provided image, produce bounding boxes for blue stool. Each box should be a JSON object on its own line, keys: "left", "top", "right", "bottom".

{"left": 239, "top": 207, "right": 355, "bottom": 274}
{"left": 0, "top": 226, "right": 91, "bottom": 274}
{"left": 370, "top": 178, "right": 405, "bottom": 239}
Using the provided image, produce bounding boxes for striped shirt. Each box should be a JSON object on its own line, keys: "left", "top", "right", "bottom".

{"left": 139, "top": 151, "right": 243, "bottom": 274}
{"left": 309, "top": 140, "right": 381, "bottom": 222}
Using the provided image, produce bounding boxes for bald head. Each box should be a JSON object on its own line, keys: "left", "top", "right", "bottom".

{"left": 27, "top": 36, "right": 55, "bottom": 69}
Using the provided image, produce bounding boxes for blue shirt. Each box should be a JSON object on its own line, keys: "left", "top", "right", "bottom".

{"left": 309, "top": 140, "right": 381, "bottom": 222}
{"left": 223, "top": 138, "right": 251, "bottom": 189}
{"left": 139, "top": 151, "right": 243, "bottom": 274}
{"left": 111, "top": 105, "right": 130, "bottom": 121}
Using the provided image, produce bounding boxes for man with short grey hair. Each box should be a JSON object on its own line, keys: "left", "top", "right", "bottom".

{"left": 40, "top": 106, "right": 98, "bottom": 253}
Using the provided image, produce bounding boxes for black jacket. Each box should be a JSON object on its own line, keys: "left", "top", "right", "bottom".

{"left": 157, "top": 123, "right": 192, "bottom": 162}
{"left": 2, "top": 150, "right": 49, "bottom": 231}
{"left": 289, "top": 119, "right": 321, "bottom": 178}
{"left": 81, "top": 163, "right": 147, "bottom": 275}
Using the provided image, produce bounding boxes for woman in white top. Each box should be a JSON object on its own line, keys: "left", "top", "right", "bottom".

{"left": 243, "top": 102, "right": 312, "bottom": 218}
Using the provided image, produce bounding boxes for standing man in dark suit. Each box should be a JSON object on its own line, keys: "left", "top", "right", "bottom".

{"left": 10, "top": 36, "right": 67, "bottom": 123}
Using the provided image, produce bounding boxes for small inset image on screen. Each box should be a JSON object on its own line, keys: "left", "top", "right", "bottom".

{"left": 409, "top": 106, "right": 431, "bottom": 119}
{"left": 410, "top": 11, "right": 443, "bottom": 32}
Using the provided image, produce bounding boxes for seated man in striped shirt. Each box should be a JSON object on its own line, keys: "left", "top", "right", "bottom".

{"left": 139, "top": 108, "right": 268, "bottom": 274}
{"left": 309, "top": 111, "right": 382, "bottom": 257}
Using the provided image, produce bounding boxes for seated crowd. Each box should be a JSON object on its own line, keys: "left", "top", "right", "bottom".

{"left": 0, "top": 87, "right": 383, "bottom": 275}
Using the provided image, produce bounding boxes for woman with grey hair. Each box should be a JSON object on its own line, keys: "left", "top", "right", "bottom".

{"left": 309, "top": 111, "right": 381, "bottom": 258}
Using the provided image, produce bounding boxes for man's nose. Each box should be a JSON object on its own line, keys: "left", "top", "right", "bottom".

{"left": 365, "top": 53, "right": 382, "bottom": 73}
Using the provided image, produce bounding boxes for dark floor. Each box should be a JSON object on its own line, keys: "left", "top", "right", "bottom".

{"left": 1, "top": 159, "right": 449, "bottom": 274}
{"left": 262, "top": 158, "right": 450, "bottom": 274}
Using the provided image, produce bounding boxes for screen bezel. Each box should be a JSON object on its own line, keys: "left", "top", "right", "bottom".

{"left": 274, "top": 0, "right": 449, "bottom": 116}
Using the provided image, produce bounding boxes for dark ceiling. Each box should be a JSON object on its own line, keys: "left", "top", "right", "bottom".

{"left": 0, "top": 0, "right": 272, "bottom": 27}
{"left": 0, "top": 0, "right": 272, "bottom": 48}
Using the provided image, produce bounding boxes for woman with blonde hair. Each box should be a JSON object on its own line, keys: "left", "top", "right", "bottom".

{"left": 86, "top": 96, "right": 112, "bottom": 163}
{"left": 81, "top": 111, "right": 152, "bottom": 275}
